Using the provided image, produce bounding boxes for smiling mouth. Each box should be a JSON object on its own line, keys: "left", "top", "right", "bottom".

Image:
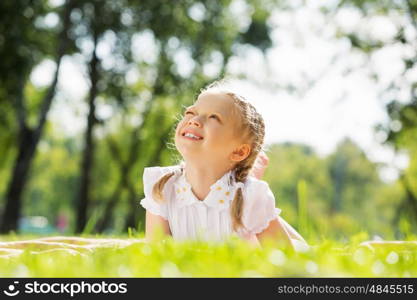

{"left": 181, "top": 132, "right": 203, "bottom": 140}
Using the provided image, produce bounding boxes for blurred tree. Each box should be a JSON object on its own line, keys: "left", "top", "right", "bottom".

{"left": 263, "top": 143, "right": 332, "bottom": 236}
{"left": 264, "top": 139, "right": 382, "bottom": 239}
{"left": 23, "top": 127, "right": 78, "bottom": 226}
{"left": 66, "top": 0, "right": 278, "bottom": 233}
{"left": 335, "top": 0, "right": 417, "bottom": 226}
{"left": 0, "top": 0, "right": 76, "bottom": 233}
{"left": 327, "top": 138, "right": 380, "bottom": 213}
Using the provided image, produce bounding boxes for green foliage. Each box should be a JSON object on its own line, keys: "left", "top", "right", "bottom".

{"left": 336, "top": 0, "right": 417, "bottom": 234}
{"left": 263, "top": 138, "right": 400, "bottom": 241}
{"left": 297, "top": 179, "right": 308, "bottom": 236}
{"left": 1, "top": 0, "right": 414, "bottom": 240}
{"left": 1, "top": 235, "right": 417, "bottom": 277}
{"left": 0, "top": 0, "right": 277, "bottom": 233}
{"left": 22, "top": 125, "right": 79, "bottom": 225}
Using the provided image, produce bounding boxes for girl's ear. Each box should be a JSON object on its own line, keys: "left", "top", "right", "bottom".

{"left": 230, "top": 144, "right": 251, "bottom": 162}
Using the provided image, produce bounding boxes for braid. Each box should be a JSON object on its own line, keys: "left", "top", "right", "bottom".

{"left": 152, "top": 162, "right": 185, "bottom": 203}
{"left": 223, "top": 92, "right": 266, "bottom": 232}
{"left": 152, "top": 172, "right": 176, "bottom": 203}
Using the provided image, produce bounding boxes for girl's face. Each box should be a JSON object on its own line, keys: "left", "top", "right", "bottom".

{"left": 175, "top": 91, "right": 247, "bottom": 166}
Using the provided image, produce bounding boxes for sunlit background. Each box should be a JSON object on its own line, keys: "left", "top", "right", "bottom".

{"left": 36, "top": 1, "right": 412, "bottom": 181}
{"left": 1, "top": 0, "right": 416, "bottom": 241}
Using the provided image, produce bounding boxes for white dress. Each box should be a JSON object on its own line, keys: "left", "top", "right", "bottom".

{"left": 139, "top": 164, "right": 284, "bottom": 243}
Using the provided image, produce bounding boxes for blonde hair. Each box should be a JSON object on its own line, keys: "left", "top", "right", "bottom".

{"left": 151, "top": 80, "right": 265, "bottom": 232}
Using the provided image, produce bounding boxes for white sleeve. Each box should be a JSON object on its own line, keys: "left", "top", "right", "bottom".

{"left": 139, "top": 166, "right": 176, "bottom": 220}
{"left": 241, "top": 178, "right": 282, "bottom": 235}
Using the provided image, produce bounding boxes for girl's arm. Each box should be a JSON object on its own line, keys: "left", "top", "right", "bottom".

{"left": 145, "top": 211, "right": 172, "bottom": 242}
{"left": 251, "top": 152, "right": 307, "bottom": 248}
{"left": 256, "top": 217, "right": 293, "bottom": 248}
{"left": 250, "top": 150, "right": 269, "bottom": 179}
{"left": 278, "top": 216, "right": 307, "bottom": 244}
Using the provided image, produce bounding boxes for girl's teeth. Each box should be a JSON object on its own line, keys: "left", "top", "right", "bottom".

{"left": 185, "top": 133, "right": 201, "bottom": 139}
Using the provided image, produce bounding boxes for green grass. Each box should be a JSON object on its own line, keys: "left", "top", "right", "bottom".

{"left": 0, "top": 233, "right": 416, "bottom": 277}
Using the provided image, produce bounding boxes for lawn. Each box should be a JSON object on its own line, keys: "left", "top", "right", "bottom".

{"left": 0, "top": 233, "right": 416, "bottom": 277}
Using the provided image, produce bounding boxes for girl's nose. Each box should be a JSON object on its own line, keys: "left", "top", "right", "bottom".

{"left": 188, "top": 117, "right": 201, "bottom": 127}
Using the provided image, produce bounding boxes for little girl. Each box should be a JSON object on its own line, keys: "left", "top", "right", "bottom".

{"left": 140, "top": 81, "right": 306, "bottom": 248}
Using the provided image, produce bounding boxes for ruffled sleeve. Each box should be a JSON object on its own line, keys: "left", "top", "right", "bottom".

{"left": 240, "top": 177, "right": 282, "bottom": 235}
{"left": 139, "top": 166, "right": 179, "bottom": 220}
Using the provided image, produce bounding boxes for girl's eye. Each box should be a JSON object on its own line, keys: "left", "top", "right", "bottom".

{"left": 209, "top": 115, "right": 219, "bottom": 120}
{"left": 185, "top": 111, "right": 194, "bottom": 115}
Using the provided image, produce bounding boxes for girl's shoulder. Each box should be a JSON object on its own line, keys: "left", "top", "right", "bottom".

{"left": 241, "top": 176, "right": 280, "bottom": 213}
{"left": 143, "top": 165, "right": 182, "bottom": 180}
{"left": 242, "top": 176, "right": 272, "bottom": 197}
{"left": 139, "top": 165, "right": 182, "bottom": 219}
{"left": 142, "top": 165, "right": 182, "bottom": 191}
{"left": 239, "top": 176, "right": 282, "bottom": 236}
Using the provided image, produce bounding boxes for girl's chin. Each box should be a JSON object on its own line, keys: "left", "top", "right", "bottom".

{"left": 177, "top": 147, "right": 206, "bottom": 159}
{"left": 178, "top": 147, "right": 201, "bottom": 155}
{"left": 176, "top": 139, "right": 204, "bottom": 150}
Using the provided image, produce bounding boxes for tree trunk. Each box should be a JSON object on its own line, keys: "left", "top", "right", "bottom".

{"left": 94, "top": 71, "right": 167, "bottom": 233}
{"left": 0, "top": 0, "right": 73, "bottom": 233}
{"left": 94, "top": 179, "right": 123, "bottom": 232}
{"left": 75, "top": 28, "right": 100, "bottom": 234}
{"left": 330, "top": 156, "right": 346, "bottom": 213}
{"left": 123, "top": 124, "right": 172, "bottom": 231}
{"left": 124, "top": 186, "right": 142, "bottom": 231}
{"left": 400, "top": 174, "right": 417, "bottom": 220}
{"left": 1, "top": 127, "right": 35, "bottom": 232}
{"left": 95, "top": 133, "right": 134, "bottom": 232}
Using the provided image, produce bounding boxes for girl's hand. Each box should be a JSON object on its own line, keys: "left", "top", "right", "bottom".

{"left": 251, "top": 151, "right": 269, "bottom": 180}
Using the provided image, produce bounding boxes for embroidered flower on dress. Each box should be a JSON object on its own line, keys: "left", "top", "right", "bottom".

{"left": 173, "top": 168, "right": 244, "bottom": 210}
